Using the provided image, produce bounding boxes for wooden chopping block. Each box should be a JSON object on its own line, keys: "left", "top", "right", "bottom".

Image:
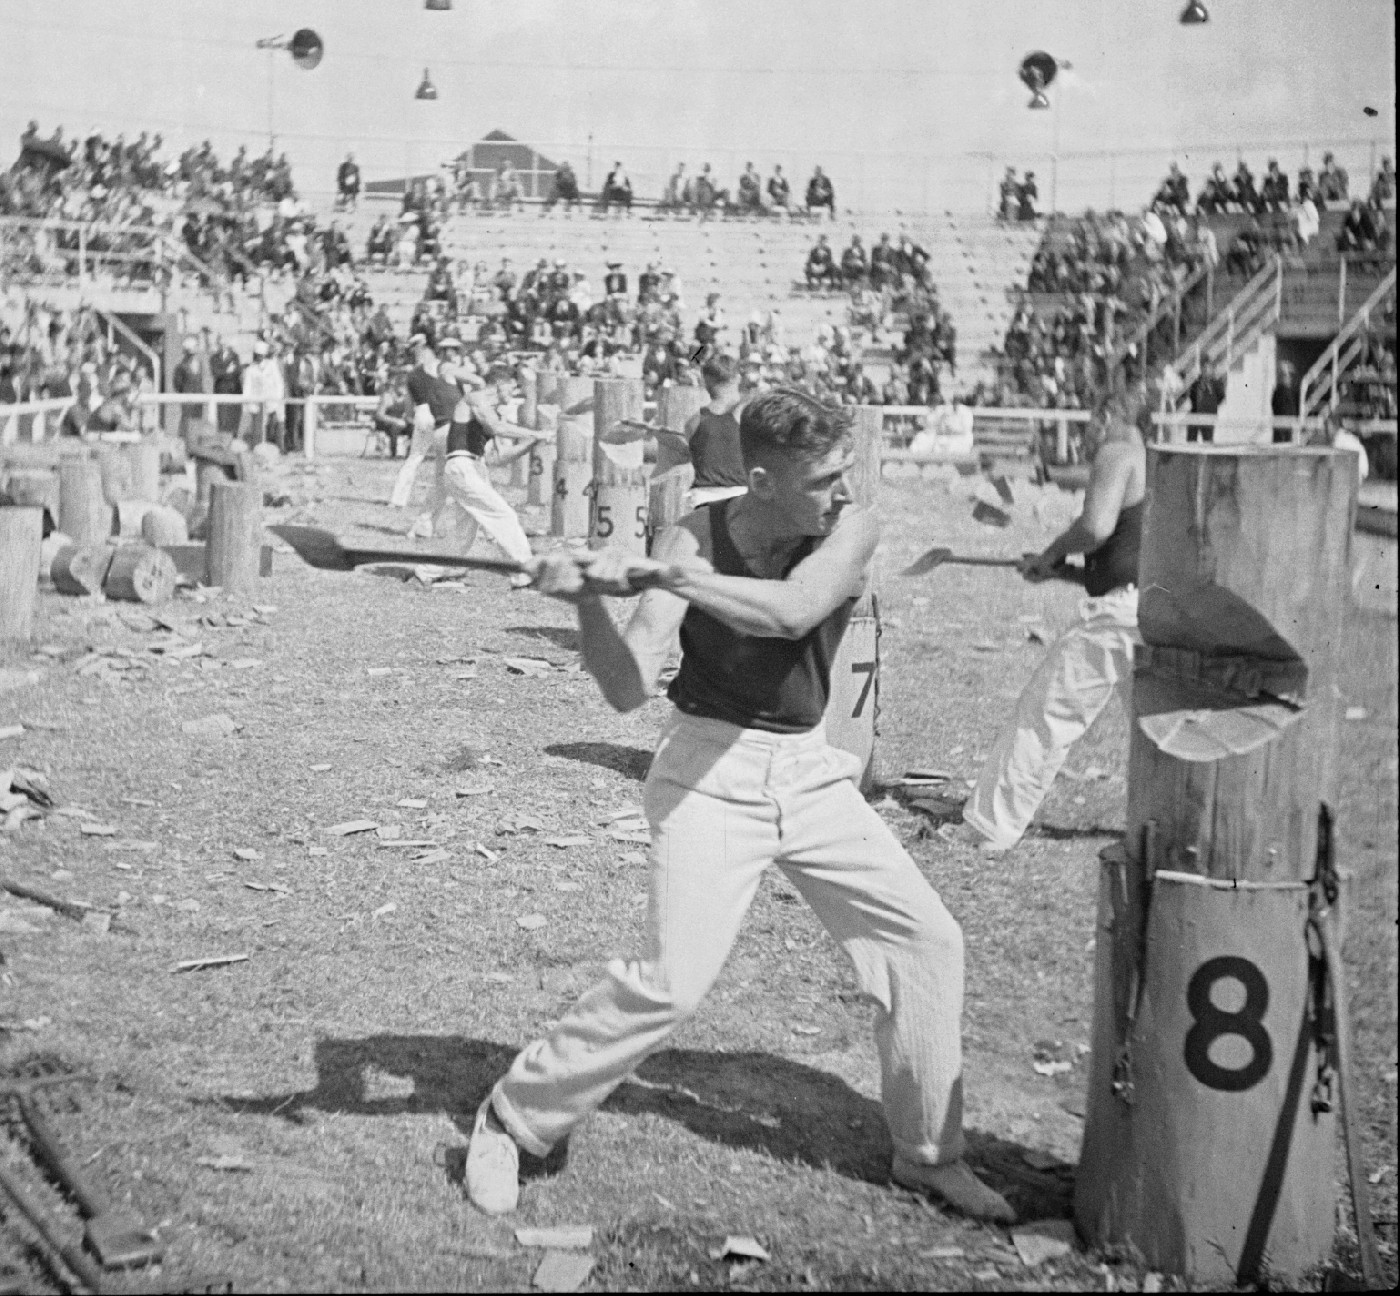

{"left": 103, "top": 543, "right": 177, "bottom": 604}
{"left": 51, "top": 542, "right": 116, "bottom": 596}
{"left": 140, "top": 505, "right": 189, "bottom": 546}
{"left": 114, "top": 499, "right": 158, "bottom": 538}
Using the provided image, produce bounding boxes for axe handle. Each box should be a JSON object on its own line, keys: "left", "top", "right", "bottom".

{"left": 341, "top": 546, "right": 524, "bottom": 574}
{"left": 0, "top": 1158, "right": 106, "bottom": 1294}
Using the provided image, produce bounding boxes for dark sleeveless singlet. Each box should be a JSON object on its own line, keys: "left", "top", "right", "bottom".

{"left": 1083, "top": 497, "right": 1145, "bottom": 597}
{"left": 688, "top": 408, "right": 746, "bottom": 489}
{"left": 667, "top": 500, "right": 855, "bottom": 733}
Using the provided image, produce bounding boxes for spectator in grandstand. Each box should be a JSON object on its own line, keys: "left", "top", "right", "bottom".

{"left": 1371, "top": 156, "right": 1396, "bottom": 208}
{"left": 737, "top": 162, "right": 764, "bottom": 215}
{"left": 208, "top": 335, "right": 244, "bottom": 435}
{"left": 1231, "top": 160, "right": 1260, "bottom": 213}
{"left": 805, "top": 234, "right": 838, "bottom": 288}
{"left": 424, "top": 257, "right": 459, "bottom": 314}
{"left": 767, "top": 165, "right": 791, "bottom": 212}
{"left": 1153, "top": 163, "right": 1192, "bottom": 215}
{"left": 604, "top": 261, "right": 628, "bottom": 300}
{"left": 1317, "top": 152, "right": 1349, "bottom": 207}
{"left": 1294, "top": 190, "right": 1320, "bottom": 246}
{"left": 1187, "top": 358, "right": 1226, "bottom": 443}
{"left": 840, "top": 235, "right": 868, "bottom": 287}
{"left": 544, "top": 160, "right": 580, "bottom": 213}
{"left": 494, "top": 164, "right": 525, "bottom": 213}
{"left": 373, "top": 368, "right": 413, "bottom": 458}
{"left": 336, "top": 152, "right": 362, "bottom": 212}
{"left": 659, "top": 163, "right": 688, "bottom": 214}
{"left": 1337, "top": 198, "right": 1388, "bottom": 256}
{"left": 1016, "top": 172, "right": 1039, "bottom": 221}
{"left": 638, "top": 260, "right": 662, "bottom": 303}
{"left": 694, "top": 292, "right": 725, "bottom": 353}
{"left": 1224, "top": 216, "right": 1268, "bottom": 277}
{"left": 1196, "top": 162, "right": 1232, "bottom": 213}
{"left": 598, "top": 162, "right": 633, "bottom": 214}
{"left": 693, "top": 164, "right": 725, "bottom": 218}
{"left": 243, "top": 338, "right": 286, "bottom": 448}
{"left": 170, "top": 335, "right": 208, "bottom": 437}
{"left": 805, "top": 166, "right": 835, "bottom": 220}
{"left": 1270, "top": 360, "right": 1301, "bottom": 442}
{"left": 998, "top": 168, "right": 1019, "bottom": 222}
{"left": 1260, "top": 159, "right": 1290, "bottom": 211}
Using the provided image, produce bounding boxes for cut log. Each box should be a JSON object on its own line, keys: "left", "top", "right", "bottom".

{"left": 0, "top": 506, "right": 43, "bottom": 641}
{"left": 593, "top": 377, "right": 646, "bottom": 476}
{"left": 140, "top": 505, "right": 189, "bottom": 547}
{"left": 124, "top": 439, "right": 162, "bottom": 501}
{"left": 51, "top": 543, "right": 116, "bottom": 596}
{"left": 58, "top": 459, "right": 111, "bottom": 544}
{"left": 551, "top": 461, "right": 592, "bottom": 539}
{"left": 647, "top": 464, "right": 695, "bottom": 543}
{"left": 103, "top": 543, "right": 177, "bottom": 605}
{"left": 589, "top": 458, "right": 649, "bottom": 555}
{"left": 556, "top": 413, "right": 592, "bottom": 464}
{"left": 38, "top": 530, "right": 72, "bottom": 579}
{"left": 518, "top": 365, "right": 539, "bottom": 430}
{"left": 556, "top": 376, "right": 594, "bottom": 416}
{"left": 526, "top": 436, "right": 557, "bottom": 509}
{"left": 205, "top": 480, "right": 262, "bottom": 596}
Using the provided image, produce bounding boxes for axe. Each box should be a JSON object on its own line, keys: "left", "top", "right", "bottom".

{"left": 270, "top": 524, "right": 526, "bottom": 576}
{"left": 901, "top": 546, "right": 1083, "bottom": 583}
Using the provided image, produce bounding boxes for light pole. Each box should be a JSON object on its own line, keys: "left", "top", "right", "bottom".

{"left": 1019, "top": 51, "right": 1071, "bottom": 216}
{"left": 254, "top": 30, "right": 323, "bottom": 151}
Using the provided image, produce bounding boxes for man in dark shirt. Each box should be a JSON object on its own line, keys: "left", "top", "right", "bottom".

{"left": 208, "top": 335, "right": 243, "bottom": 435}
{"left": 766, "top": 165, "right": 791, "bottom": 212}
{"left": 1187, "top": 358, "right": 1226, "bottom": 442}
{"left": 840, "top": 235, "right": 868, "bottom": 287}
{"left": 869, "top": 233, "right": 896, "bottom": 290}
{"left": 805, "top": 166, "right": 835, "bottom": 220}
{"left": 336, "top": 153, "right": 361, "bottom": 211}
{"left": 671, "top": 352, "right": 747, "bottom": 509}
{"left": 389, "top": 339, "right": 462, "bottom": 511}
{"left": 465, "top": 388, "right": 1014, "bottom": 1227}
{"left": 171, "top": 335, "right": 207, "bottom": 439}
{"left": 805, "top": 235, "right": 836, "bottom": 288}
{"left": 603, "top": 261, "right": 628, "bottom": 300}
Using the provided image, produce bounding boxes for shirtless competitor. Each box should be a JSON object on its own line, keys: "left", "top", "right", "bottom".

{"left": 464, "top": 387, "right": 1014, "bottom": 1224}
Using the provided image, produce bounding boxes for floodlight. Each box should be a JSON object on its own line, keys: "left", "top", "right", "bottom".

{"left": 415, "top": 69, "right": 439, "bottom": 100}
{"left": 425, "top": 1, "right": 453, "bottom": 10}
{"left": 1180, "top": 2, "right": 1209, "bottom": 24}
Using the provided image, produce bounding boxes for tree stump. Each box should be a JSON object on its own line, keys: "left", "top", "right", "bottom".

{"left": 2, "top": 467, "right": 59, "bottom": 515}
{"left": 51, "top": 543, "right": 116, "bottom": 596}
{"left": 205, "top": 480, "right": 262, "bottom": 596}
{"left": 0, "top": 505, "right": 43, "bottom": 641}
{"left": 58, "top": 459, "right": 111, "bottom": 544}
{"left": 551, "top": 461, "right": 592, "bottom": 540}
{"left": 115, "top": 499, "right": 158, "bottom": 539}
{"left": 822, "top": 407, "right": 883, "bottom": 789}
{"left": 141, "top": 505, "right": 189, "bottom": 547}
{"left": 103, "top": 543, "right": 177, "bottom": 604}
{"left": 656, "top": 383, "right": 708, "bottom": 475}
{"left": 647, "top": 464, "right": 695, "bottom": 547}
{"left": 556, "top": 376, "right": 594, "bottom": 416}
{"left": 590, "top": 460, "right": 649, "bottom": 555}
{"left": 1075, "top": 445, "right": 1354, "bottom": 1287}
{"left": 125, "top": 439, "right": 162, "bottom": 502}
{"left": 97, "top": 445, "right": 136, "bottom": 504}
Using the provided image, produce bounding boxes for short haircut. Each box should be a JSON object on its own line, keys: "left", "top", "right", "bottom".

{"left": 700, "top": 352, "right": 738, "bottom": 389}
{"left": 739, "top": 387, "right": 852, "bottom": 467}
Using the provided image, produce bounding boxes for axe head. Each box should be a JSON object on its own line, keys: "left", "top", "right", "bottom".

{"left": 901, "top": 546, "right": 953, "bottom": 577}
{"left": 269, "top": 524, "right": 357, "bottom": 571}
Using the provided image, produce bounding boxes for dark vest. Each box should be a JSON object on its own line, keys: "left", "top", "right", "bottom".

{"left": 667, "top": 500, "right": 854, "bottom": 733}
{"left": 1084, "top": 497, "right": 1144, "bottom": 597}
{"left": 689, "top": 408, "right": 746, "bottom": 489}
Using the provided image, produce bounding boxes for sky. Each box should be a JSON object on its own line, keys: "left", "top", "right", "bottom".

{"left": 1, "top": 0, "right": 1394, "bottom": 211}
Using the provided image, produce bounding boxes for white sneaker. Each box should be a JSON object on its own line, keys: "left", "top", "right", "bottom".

{"left": 936, "top": 821, "right": 1014, "bottom": 856}
{"left": 464, "top": 1098, "right": 519, "bottom": 1215}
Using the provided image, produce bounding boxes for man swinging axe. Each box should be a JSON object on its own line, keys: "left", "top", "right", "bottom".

{"left": 465, "top": 387, "right": 1014, "bottom": 1224}
{"left": 945, "top": 388, "right": 1147, "bottom": 854}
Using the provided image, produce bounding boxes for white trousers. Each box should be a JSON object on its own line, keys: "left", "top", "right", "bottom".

{"left": 420, "top": 454, "right": 533, "bottom": 564}
{"left": 963, "top": 586, "right": 1139, "bottom": 850}
{"left": 389, "top": 423, "right": 446, "bottom": 509}
{"left": 491, "top": 711, "right": 968, "bottom": 1167}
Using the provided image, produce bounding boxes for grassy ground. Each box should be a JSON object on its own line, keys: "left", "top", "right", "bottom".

{"left": 0, "top": 456, "right": 1395, "bottom": 1293}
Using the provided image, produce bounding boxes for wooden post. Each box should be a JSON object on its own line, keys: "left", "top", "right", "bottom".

{"left": 647, "top": 464, "right": 695, "bottom": 549}
{"left": 823, "top": 406, "right": 883, "bottom": 789}
{"left": 518, "top": 365, "right": 539, "bottom": 430}
{"left": 0, "top": 506, "right": 42, "bottom": 641}
{"left": 2, "top": 468, "right": 59, "bottom": 516}
{"left": 97, "top": 445, "right": 135, "bottom": 505}
{"left": 656, "top": 383, "right": 707, "bottom": 474}
{"left": 551, "top": 412, "right": 593, "bottom": 539}
{"left": 304, "top": 398, "right": 318, "bottom": 461}
{"left": 1076, "top": 445, "right": 1352, "bottom": 1287}
{"left": 140, "top": 505, "right": 189, "bottom": 547}
{"left": 58, "top": 459, "right": 111, "bottom": 544}
{"left": 556, "top": 375, "right": 594, "bottom": 417}
{"left": 528, "top": 406, "right": 559, "bottom": 508}
{"left": 205, "top": 480, "right": 262, "bottom": 596}
{"left": 124, "top": 439, "right": 161, "bottom": 501}
{"left": 591, "top": 378, "right": 648, "bottom": 553}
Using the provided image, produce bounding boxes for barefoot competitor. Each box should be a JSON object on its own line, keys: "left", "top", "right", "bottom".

{"left": 466, "top": 387, "right": 1014, "bottom": 1224}
{"left": 950, "top": 389, "right": 1147, "bottom": 853}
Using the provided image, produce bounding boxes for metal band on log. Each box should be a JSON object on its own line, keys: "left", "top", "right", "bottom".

{"left": 0, "top": 505, "right": 43, "bottom": 641}
{"left": 58, "top": 460, "right": 111, "bottom": 544}
{"left": 822, "top": 406, "right": 883, "bottom": 790}
{"left": 205, "top": 480, "right": 263, "bottom": 596}
{"left": 1076, "top": 445, "right": 1353, "bottom": 1287}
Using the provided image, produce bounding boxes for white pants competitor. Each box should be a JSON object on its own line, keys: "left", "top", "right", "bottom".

{"left": 962, "top": 586, "right": 1140, "bottom": 851}
{"left": 389, "top": 422, "right": 446, "bottom": 509}
{"left": 419, "top": 452, "right": 533, "bottom": 563}
{"left": 490, "top": 711, "right": 968, "bottom": 1168}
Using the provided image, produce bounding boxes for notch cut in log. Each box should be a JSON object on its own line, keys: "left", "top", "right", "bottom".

{"left": 103, "top": 543, "right": 177, "bottom": 605}
{"left": 51, "top": 543, "right": 116, "bottom": 596}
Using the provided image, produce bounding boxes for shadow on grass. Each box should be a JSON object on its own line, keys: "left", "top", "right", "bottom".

{"left": 545, "top": 741, "right": 652, "bottom": 781}
{"left": 208, "top": 1035, "right": 1069, "bottom": 1214}
{"left": 506, "top": 625, "right": 580, "bottom": 654}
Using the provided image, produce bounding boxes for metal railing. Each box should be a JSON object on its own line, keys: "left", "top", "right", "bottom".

{"left": 1109, "top": 260, "right": 1214, "bottom": 376}
{"left": 1298, "top": 267, "right": 1398, "bottom": 419}
{"left": 0, "top": 214, "right": 214, "bottom": 291}
{"left": 1171, "top": 255, "right": 1283, "bottom": 398}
